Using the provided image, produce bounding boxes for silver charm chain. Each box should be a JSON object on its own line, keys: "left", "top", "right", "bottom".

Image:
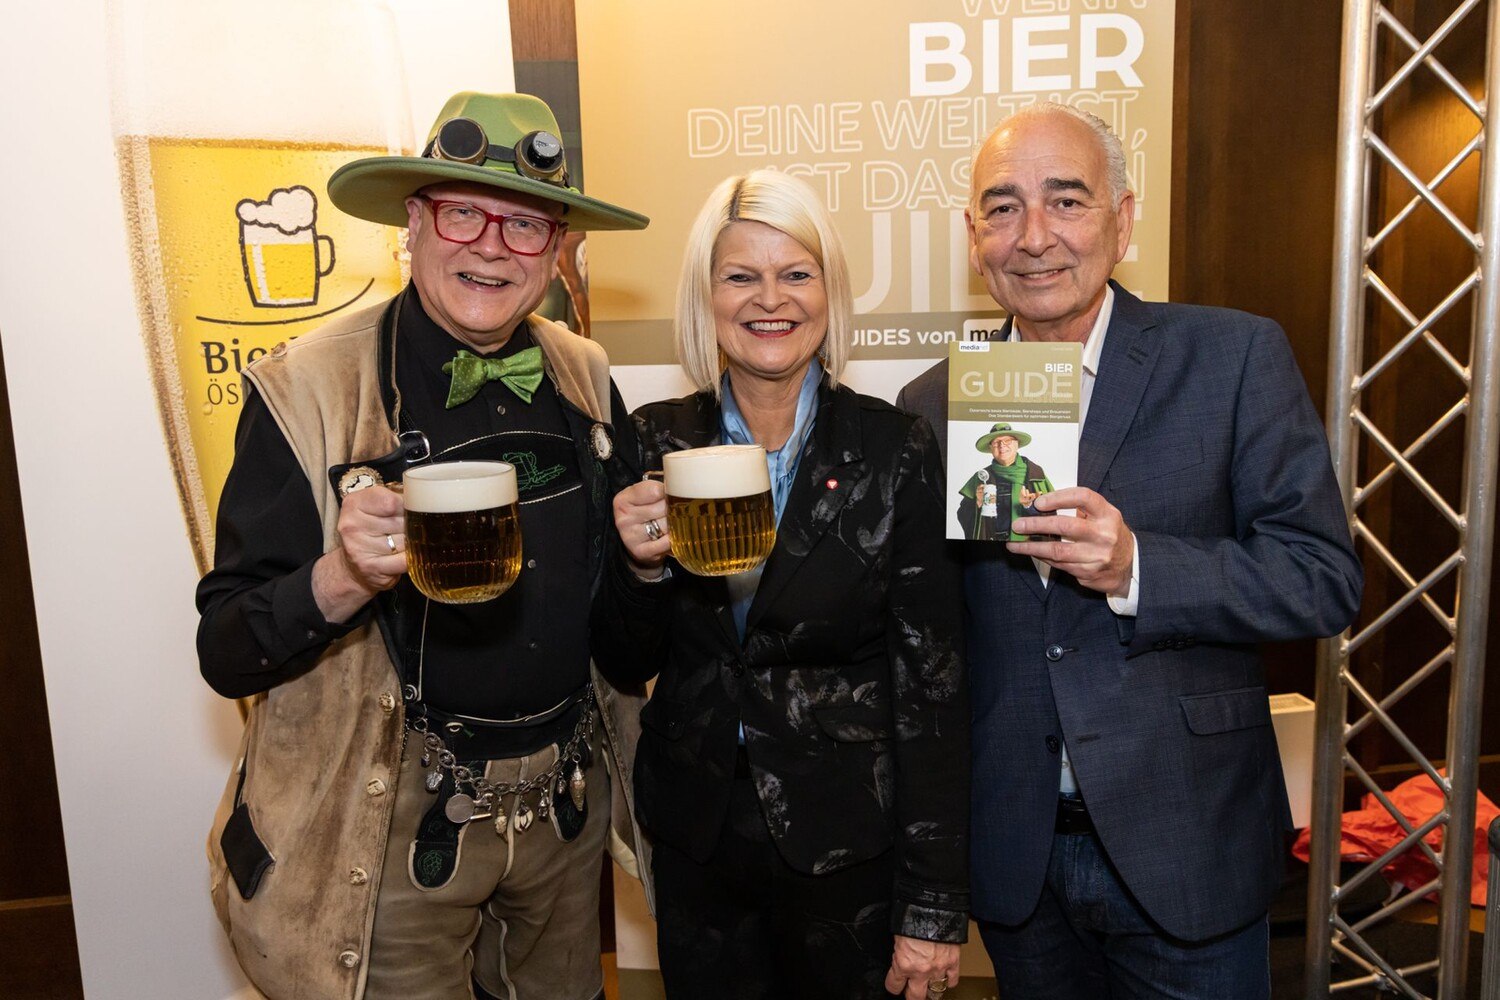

{"left": 407, "top": 687, "right": 596, "bottom": 832}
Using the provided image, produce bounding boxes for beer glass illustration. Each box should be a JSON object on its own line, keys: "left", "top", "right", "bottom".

{"left": 237, "top": 186, "right": 337, "bottom": 307}
{"left": 110, "top": 0, "right": 411, "bottom": 570}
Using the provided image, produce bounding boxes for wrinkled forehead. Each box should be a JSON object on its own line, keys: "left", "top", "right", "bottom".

{"left": 415, "top": 181, "right": 564, "bottom": 219}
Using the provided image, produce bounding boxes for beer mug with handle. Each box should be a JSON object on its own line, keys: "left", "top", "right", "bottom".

{"left": 110, "top": 0, "right": 411, "bottom": 571}
{"left": 404, "top": 462, "right": 522, "bottom": 604}
{"left": 655, "top": 445, "right": 776, "bottom": 577}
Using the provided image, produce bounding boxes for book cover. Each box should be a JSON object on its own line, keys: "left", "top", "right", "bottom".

{"left": 946, "top": 340, "right": 1083, "bottom": 542}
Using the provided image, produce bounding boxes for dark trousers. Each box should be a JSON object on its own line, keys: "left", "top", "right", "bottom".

{"left": 651, "top": 768, "right": 899, "bottom": 1000}
{"left": 978, "top": 829, "right": 1270, "bottom": 1000}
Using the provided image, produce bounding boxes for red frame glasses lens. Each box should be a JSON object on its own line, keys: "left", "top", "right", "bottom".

{"left": 420, "top": 196, "right": 560, "bottom": 255}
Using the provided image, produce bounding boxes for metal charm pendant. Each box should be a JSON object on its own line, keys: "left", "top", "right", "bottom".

{"left": 494, "top": 809, "right": 509, "bottom": 836}
{"left": 445, "top": 792, "right": 476, "bottom": 824}
{"left": 537, "top": 794, "right": 550, "bottom": 821}
{"left": 420, "top": 752, "right": 431, "bottom": 769}
{"left": 513, "top": 801, "right": 534, "bottom": 833}
{"left": 569, "top": 765, "right": 587, "bottom": 811}
{"left": 425, "top": 769, "right": 443, "bottom": 793}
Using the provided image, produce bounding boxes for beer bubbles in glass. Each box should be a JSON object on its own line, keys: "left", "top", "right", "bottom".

{"left": 109, "top": 0, "right": 411, "bottom": 570}
{"left": 403, "top": 462, "right": 522, "bottom": 604}
{"left": 659, "top": 445, "right": 776, "bottom": 577}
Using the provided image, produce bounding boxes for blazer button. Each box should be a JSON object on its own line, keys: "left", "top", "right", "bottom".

{"left": 337, "top": 950, "right": 360, "bottom": 968}
{"left": 1045, "top": 644, "right": 1065, "bottom": 662}
{"left": 1045, "top": 735, "right": 1061, "bottom": 753}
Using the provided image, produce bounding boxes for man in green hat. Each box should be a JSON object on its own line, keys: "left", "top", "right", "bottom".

{"left": 958, "top": 422, "right": 1053, "bottom": 540}
{"left": 197, "top": 92, "right": 650, "bottom": 1000}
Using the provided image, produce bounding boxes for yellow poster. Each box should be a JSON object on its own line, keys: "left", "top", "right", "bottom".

{"left": 577, "top": 0, "right": 1175, "bottom": 367}
{"left": 110, "top": 0, "right": 412, "bottom": 570}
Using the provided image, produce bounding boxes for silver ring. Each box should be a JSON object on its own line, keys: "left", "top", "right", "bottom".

{"left": 386, "top": 533, "right": 397, "bottom": 553}
{"left": 644, "top": 519, "right": 662, "bottom": 542}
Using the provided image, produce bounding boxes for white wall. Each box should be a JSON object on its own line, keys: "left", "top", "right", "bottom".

{"left": 0, "top": 3, "right": 512, "bottom": 996}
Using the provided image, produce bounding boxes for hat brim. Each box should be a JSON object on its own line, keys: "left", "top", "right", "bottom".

{"left": 327, "top": 157, "right": 649, "bottom": 232}
{"left": 975, "top": 430, "right": 1033, "bottom": 451}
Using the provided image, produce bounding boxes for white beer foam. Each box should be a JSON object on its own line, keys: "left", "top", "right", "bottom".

{"left": 662, "top": 445, "right": 770, "bottom": 499}
{"left": 404, "top": 461, "right": 516, "bottom": 513}
{"left": 237, "top": 186, "right": 317, "bottom": 234}
{"left": 108, "top": 0, "right": 409, "bottom": 146}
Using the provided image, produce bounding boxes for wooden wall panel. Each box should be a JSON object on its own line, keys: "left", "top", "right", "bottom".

{"left": 1171, "top": 0, "right": 1499, "bottom": 797}
{"left": 0, "top": 337, "right": 71, "bottom": 904}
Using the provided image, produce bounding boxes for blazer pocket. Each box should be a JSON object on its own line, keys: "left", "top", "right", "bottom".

{"left": 1107, "top": 439, "right": 1203, "bottom": 490}
{"left": 1179, "top": 686, "right": 1273, "bottom": 735}
{"left": 640, "top": 699, "right": 689, "bottom": 741}
{"left": 814, "top": 702, "right": 895, "bottom": 743}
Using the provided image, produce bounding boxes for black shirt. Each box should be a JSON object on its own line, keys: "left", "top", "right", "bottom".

{"left": 197, "top": 287, "right": 593, "bottom": 727}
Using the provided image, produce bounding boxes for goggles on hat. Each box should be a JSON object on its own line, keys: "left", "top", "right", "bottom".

{"left": 422, "top": 116, "right": 569, "bottom": 187}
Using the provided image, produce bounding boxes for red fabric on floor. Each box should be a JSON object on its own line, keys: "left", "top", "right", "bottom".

{"left": 1292, "top": 771, "right": 1497, "bottom": 907}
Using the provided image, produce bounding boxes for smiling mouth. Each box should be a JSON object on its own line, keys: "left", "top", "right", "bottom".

{"left": 745, "top": 320, "right": 797, "bottom": 334}
{"left": 459, "top": 272, "right": 510, "bottom": 288}
{"left": 1013, "top": 268, "right": 1066, "bottom": 281}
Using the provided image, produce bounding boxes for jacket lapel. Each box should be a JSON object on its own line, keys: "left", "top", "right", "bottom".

{"left": 1078, "top": 283, "right": 1160, "bottom": 490}
{"left": 746, "top": 384, "right": 864, "bottom": 627}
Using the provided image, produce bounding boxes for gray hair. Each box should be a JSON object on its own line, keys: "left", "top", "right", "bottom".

{"left": 973, "top": 102, "right": 1130, "bottom": 209}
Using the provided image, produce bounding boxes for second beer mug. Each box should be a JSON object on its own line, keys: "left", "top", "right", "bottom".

{"left": 404, "top": 462, "right": 522, "bottom": 604}
{"left": 660, "top": 445, "right": 776, "bottom": 576}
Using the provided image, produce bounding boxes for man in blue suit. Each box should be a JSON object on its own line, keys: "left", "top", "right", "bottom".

{"left": 898, "top": 104, "right": 1361, "bottom": 998}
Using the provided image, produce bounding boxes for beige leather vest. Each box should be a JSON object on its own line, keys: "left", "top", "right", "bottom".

{"left": 206, "top": 298, "right": 646, "bottom": 1000}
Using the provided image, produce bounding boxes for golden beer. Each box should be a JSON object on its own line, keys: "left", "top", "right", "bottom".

{"left": 116, "top": 136, "right": 406, "bottom": 569}
{"left": 404, "top": 463, "right": 522, "bottom": 604}
{"left": 661, "top": 445, "right": 776, "bottom": 576}
{"left": 110, "top": 0, "right": 412, "bottom": 571}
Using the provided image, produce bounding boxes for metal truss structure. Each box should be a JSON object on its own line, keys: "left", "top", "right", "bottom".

{"left": 1307, "top": 0, "right": 1500, "bottom": 997}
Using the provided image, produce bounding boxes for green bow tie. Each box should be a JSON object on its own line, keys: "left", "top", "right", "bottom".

{"left": 442, "top": 346, "right": 545, "bottom": 408}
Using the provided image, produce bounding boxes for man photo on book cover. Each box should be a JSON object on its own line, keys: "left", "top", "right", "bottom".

{"left": 958, "top": 422, "right": 1053, "bottom": 541}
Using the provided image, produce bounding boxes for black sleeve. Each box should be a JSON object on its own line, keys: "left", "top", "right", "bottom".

{"left": 195, "top": 387, "right": 362, "bottom": 699}
{"left": 589, "top": 402, "right": 676, "bottom": 688}
{"left": 885, "top": 415, "right": 970, "bottom": 942}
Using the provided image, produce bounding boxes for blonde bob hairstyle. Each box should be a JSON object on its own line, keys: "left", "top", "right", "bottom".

{"left": 674, "top": 169, "right": 853, "bottom": 394}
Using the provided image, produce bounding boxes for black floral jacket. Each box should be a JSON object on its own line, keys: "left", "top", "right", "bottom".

{"left": 592, "top": 382, "right": 970, "bottom": 942}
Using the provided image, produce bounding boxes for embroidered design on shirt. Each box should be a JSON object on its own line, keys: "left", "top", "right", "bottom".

{"left": 505, "top": 451, "right": 566, "bottom": 493}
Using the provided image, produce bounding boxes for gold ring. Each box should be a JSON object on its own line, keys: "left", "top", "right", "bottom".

{"left": 926, "top": 977, "right": 949, "bottom": 998}
{"left": 386, "top": 533, "right": 397, "bottom": 553}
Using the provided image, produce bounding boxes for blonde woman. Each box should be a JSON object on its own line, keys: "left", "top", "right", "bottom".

{"left": 594, "top": 170, "right": 969, "bottom": 1000}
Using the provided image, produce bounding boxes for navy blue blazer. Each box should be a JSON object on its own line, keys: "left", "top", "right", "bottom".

{"left": 898, "top": 284, "right": 1361, "bottom": 940}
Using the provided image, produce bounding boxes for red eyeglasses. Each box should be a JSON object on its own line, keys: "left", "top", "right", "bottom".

{"left": 418, "top": 196, "right": 563, "bottom": 255}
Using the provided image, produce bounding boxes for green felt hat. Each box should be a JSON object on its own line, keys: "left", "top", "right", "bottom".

{"left": 328, "top": 91, "right": 649, "bottom": 232}
{"left": 975, "top": 422, "right": 1033, "bottom": 451}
